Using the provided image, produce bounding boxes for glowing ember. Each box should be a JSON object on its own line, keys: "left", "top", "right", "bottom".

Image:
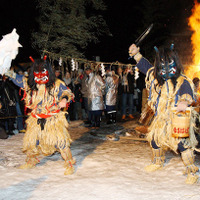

{"left": 186, "top": 0, "right": 200, "bottom": 79}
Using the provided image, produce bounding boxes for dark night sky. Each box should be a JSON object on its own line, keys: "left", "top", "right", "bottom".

{"left": 0, "top": 0, "right": 38, "bottom": 63}
{"left": 0, "top": 0, "right": 196, "bottom": 64}
{"left": 87, "top": 0, "right": 196, "bottom": 63}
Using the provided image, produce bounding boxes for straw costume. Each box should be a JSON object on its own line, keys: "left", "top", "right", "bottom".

{"left": 6, "top": 58, "right": 75, "bottom": 175}
{"left": 129, "top": 44, "right": 199, "bottom": 184}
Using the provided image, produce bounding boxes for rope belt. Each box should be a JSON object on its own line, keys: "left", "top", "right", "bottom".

{"left": 31, "top": 109, "right": 61, "bottom": 119}
{"left": 31, "top": 109, "right": 61, "bottom": 130}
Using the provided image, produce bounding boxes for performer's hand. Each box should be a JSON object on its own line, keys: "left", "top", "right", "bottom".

{"left": 176, "top": 101, "right": 188, "bottom": 112}
{"left": 4, "top": 70, "right": 16, "bottom": 79}
{"left": 59, "top": 98, "right": 67, "bottom": 108}
{"left": 129, "top": 44, "right": 140, "bottom": 57}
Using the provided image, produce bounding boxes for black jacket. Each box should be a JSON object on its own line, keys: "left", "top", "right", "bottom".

{"left": 0, "top": 78, "right": 17, "bottom": 117}
{"left": 119, "top": 72, "right": 135, "bottom": 94}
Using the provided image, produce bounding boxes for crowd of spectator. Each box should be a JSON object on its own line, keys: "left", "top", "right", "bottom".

{"left": 0, "top": 63, "right": 145, "bottom": 138}
{"left": 60, "top": 63, "right": 145, "bottom": 128}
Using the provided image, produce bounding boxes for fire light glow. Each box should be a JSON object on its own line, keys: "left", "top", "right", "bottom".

{"left": 186, "top": 0, "right": 200, "bottom": 79}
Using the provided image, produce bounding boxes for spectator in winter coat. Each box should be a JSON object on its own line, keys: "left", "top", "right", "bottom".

{"left": 121, "top": 66, "right": 135, "bottom": 120}
{"left": 0, "top": 75, "right": 17, "bottom": 135}
{"left": 105, "top": 66, "right": 119, "bottom": 124}
{"left": 72, "top": 69, "right": 84, "bottom": 120}
{"left": 81, "top": 65, "right": 92, "bottom": 124}
{"left": 85, "top": 65, "right": 105, "bottom": 128}
{"left": 63, "top": 71, "right": 74, "bottom": 120}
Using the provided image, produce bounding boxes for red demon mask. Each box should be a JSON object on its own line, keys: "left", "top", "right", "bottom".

{"left": 33, "top": 68, "right": 49, "bottom": 84}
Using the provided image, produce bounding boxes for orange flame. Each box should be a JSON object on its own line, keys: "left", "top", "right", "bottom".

{"left": 186, "top": 0, "right": 200, "bottom": 79}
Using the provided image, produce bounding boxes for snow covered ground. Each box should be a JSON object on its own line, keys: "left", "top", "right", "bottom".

{"left": 0, "top": 119, "right": 200, "bottom": 200}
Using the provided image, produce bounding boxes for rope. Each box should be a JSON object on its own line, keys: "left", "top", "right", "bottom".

{"left": 0, "top": 115, "right": 28, "bottom": 120}
{"left": 43, "top": 50, "right": 136, "bottom": 68}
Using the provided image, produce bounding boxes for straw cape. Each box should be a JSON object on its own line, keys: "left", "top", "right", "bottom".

{"left": 21, "top": 78, "right": 74, "bottom": 156}
{"left": 145, "top": 67, "right": 198, "bottom": 153}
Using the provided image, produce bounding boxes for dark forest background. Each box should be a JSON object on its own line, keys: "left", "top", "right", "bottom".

{"left": 0, "top": 0, "right": 197, "bottom": 65}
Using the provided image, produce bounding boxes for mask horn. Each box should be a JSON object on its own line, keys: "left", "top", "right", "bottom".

{"left": 170, "top": 43, "right": 174, "bottom": 50}
{"left": 29, "top": 56, "right": 35, "bottom": 63}
{"left": 154, "top": 46, "right": 159, "bottom": 53}
{"left": 43, "top": 55, "right": 47, "bottom": 61}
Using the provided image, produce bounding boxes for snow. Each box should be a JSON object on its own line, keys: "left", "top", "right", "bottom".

{"left": 1, "top": 119, "right": 200, "bottom": 200}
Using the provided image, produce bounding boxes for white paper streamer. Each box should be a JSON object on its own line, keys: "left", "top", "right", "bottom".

{"left": 71, "top": 59, "right": 75, "bottom": 71}
{"left": 59, "top": 57, "right": 62, "bottom": 66}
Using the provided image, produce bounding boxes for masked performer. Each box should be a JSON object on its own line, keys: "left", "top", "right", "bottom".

{"left": 6, "top": 58, "right": 75, "bottom": 175}
{"left": 129, "top": 44, "right": 199, "bottom": 184}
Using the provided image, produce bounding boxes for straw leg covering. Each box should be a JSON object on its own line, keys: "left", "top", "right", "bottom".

{"left": 20, "top": 112, "right": 73, "bottom": 171}
{"left": 60, "top": 147, "right": 76, "bottom": 175}
{"left": 145, "top": 148, "right": 165, "bottom": 172}
{"left": 22, "top": 112, "right": 72, "bottom": 156}
{"left": 18, "top": 151, "right": 40, "bottom": 169}
{"left": 181, "top": 149, "right": 199, "bottom": 184}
